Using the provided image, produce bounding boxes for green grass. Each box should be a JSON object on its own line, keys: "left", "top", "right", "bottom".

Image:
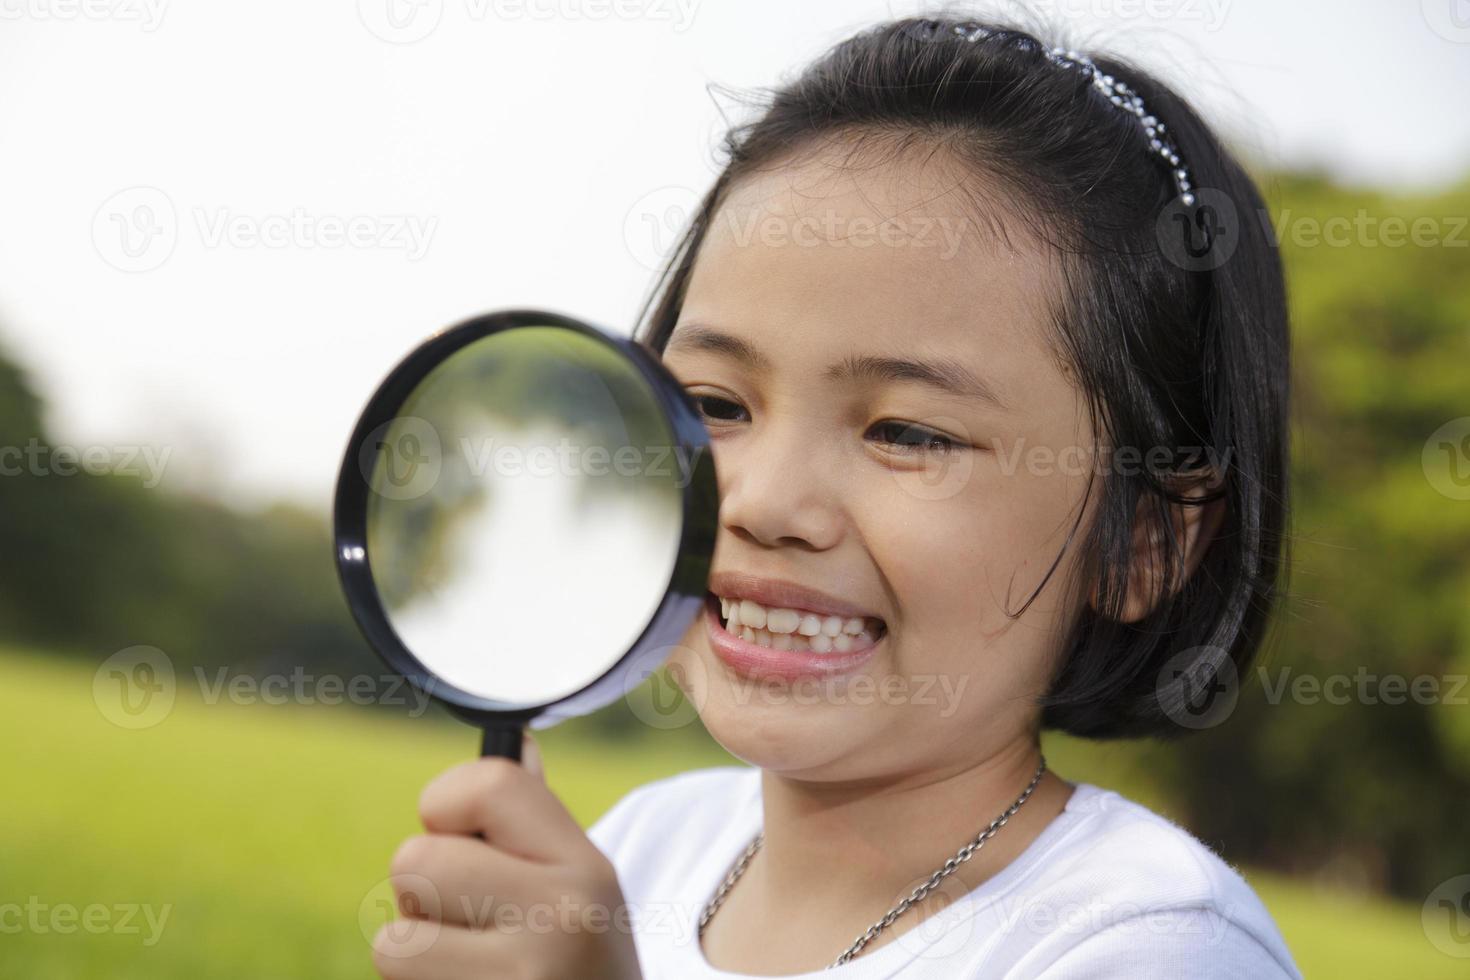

{"left": 0, "top": 648, "right": 1458, "bottom": 978}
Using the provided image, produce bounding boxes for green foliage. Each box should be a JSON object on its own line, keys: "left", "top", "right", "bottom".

{"left": 0, "top": 355, "right": 371, "bottom": 681}
{"left": 0, "top": 341, "right": 46, "bottom": 443}
{"left": 1, "top": 649, "right": 1460, "bottom": 979}
{"left": 1168, "top": 171, "right": 1470, "bottom": 899}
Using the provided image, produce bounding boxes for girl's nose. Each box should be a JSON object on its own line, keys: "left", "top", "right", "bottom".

{"left": 714, "top": 422, "right": 844, "bottom": 552}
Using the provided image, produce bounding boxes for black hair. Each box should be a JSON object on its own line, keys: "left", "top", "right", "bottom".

{"left": 632, "top": 12, "right": 1291, "bottom": 740}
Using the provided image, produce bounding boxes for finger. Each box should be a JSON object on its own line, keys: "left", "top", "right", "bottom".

{"left": 521, "top": 731, "right": 544, "bottom": 782}
{"left": 372, "top": 920, "right": 519, "bottom": 980}
{"left": 419, "top": 756, "right": 591, "bottom": 863}
{"left": 389, "top": 833, "right": 542, "bottom": 928}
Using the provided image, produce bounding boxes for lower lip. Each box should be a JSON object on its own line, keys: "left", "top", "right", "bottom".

{"left": 703, "top": 595, "right": 883, "bottom": 682}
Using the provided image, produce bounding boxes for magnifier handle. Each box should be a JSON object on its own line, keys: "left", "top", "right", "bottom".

{"left": 480, "top": 725, "right": 524, "bottom": 761}
{"left": 473, "top": 726, "right": 524, "bottom": 843}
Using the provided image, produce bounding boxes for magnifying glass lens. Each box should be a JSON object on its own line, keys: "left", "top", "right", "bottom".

{"left": 363, "top": 326, "right": 685, "bottom": 707}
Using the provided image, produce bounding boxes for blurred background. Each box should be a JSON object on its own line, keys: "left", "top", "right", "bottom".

{"left": 2, "top": 0, "right": 1468, "bottom": 976}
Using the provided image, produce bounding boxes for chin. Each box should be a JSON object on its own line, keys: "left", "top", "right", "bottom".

{"left": 670, "top": 645, "right": 866, "bottom": 774}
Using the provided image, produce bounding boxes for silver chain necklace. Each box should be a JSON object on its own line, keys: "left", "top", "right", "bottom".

{"left": 697, "top": 755, "right": 1048, "bottom": 969}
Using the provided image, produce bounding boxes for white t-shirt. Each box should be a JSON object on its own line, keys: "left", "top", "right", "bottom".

{"left": 587, "top": 765, "right": 1303, "bottom": 979}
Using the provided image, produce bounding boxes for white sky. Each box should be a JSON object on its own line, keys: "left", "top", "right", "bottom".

{"left": 1, "top": 0, "right": 1467, "bottom": 509}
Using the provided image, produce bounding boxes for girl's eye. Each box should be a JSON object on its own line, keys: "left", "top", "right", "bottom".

{"left": 867, "top": 420, "right": 964, "bottom": 455}
{"left": 690, "top": 393, "right": 748, "bottom": 424}
{"left": 687, "top": 393, "right": 965, "bottom": 456}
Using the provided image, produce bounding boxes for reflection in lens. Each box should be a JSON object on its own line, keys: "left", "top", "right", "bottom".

{"left": 365, "top": 326, "right": 683, "bottom": 706}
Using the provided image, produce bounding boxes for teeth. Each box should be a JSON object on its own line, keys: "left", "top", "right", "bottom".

{"left": 715, "top": 593, "right": 885, "bottom": 652}
{"left": 765, "top": 608, "right": 802, "bottom": 634}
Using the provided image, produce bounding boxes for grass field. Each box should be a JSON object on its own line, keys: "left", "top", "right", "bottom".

{"left": 1, "top": 648, "right": 1457, "bottom": 978}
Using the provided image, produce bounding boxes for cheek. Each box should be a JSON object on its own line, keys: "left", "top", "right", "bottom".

{"left": 869, "top": 503, "right": 1007, "bottom": 657}
{"left": 863, "top": 451, "right": 1089, "bottom": 656}
{"left": 862, "top": 457, "right": 1015, "bottom": 609}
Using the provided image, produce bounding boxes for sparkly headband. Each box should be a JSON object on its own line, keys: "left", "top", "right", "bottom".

{"left": 949, "top": 23, "right": 1198, "bottom": 207}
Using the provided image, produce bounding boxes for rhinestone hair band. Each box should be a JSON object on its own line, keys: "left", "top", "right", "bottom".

{"left": 951, "top": 23, "right": 1198, "bottom": 207}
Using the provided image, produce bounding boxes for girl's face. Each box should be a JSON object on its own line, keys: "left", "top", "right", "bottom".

{"left": 661, "top": 145, "right": 1101, "bottom": 781}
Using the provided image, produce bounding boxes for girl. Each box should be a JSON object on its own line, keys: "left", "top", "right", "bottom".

{"left": 373, "top": 13, "right": 1300, "bottom": 979}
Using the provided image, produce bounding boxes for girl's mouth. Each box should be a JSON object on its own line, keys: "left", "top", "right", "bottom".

{"left": 703, "top": 591, "right": 887, "bottom": 682}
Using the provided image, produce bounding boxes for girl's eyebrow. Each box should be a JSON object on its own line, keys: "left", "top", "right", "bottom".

{"left": 666, "top": 322, "right": 1009, "bottom": 411}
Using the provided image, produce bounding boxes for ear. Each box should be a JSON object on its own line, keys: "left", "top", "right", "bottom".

{"left": 1092, "top": 471, "right": 1227, "bottom": 624}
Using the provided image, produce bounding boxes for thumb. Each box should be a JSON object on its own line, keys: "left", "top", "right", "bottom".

{"left": 521, "top": 731, "right": 545, "bottom": 782}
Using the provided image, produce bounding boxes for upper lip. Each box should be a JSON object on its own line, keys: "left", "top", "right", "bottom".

{"left": 708, "top": 571, "right": 884, "bottom": 622}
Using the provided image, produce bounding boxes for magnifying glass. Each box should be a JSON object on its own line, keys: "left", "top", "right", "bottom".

{"left": 333, "top": 309, "right": 717, "bottom": 762}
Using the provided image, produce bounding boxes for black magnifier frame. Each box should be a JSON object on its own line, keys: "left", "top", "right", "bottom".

{"left": 332, "top": 308, "right": 717, "bottom": 761}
